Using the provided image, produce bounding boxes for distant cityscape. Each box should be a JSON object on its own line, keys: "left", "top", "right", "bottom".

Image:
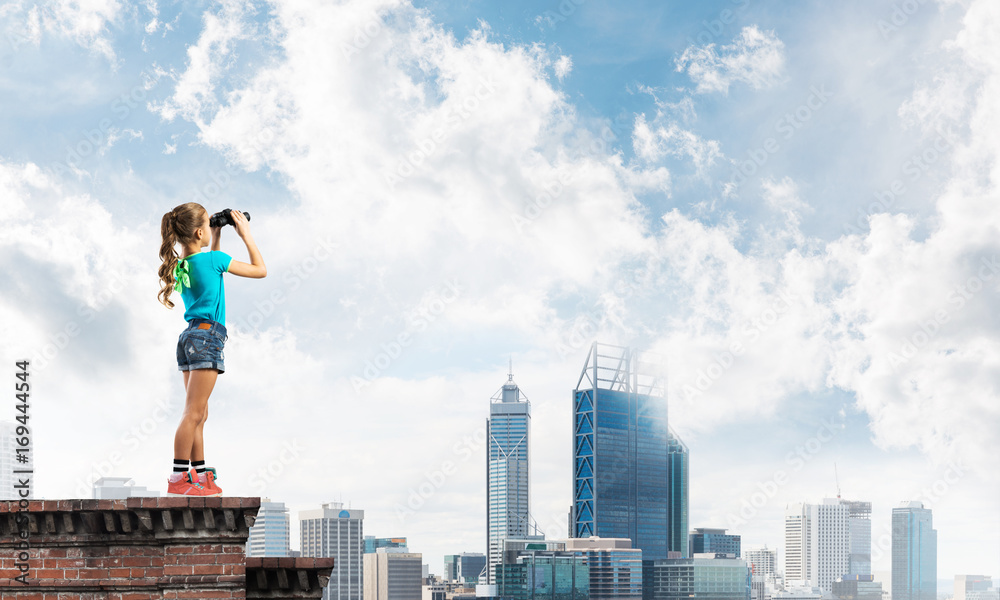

{"left": 7, "top": 343, "right": 995, "bottom": 600}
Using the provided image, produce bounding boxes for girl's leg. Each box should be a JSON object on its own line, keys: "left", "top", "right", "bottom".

{"left": 173, "top": 369, "right": 218, "bottom": 461}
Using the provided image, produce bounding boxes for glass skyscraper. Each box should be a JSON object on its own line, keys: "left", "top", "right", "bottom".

{"left": 892, "top": 502, "right": 937, "bottom": 600}
{"left": 488, "top": 366, "right": 532, "bottom": 584}
{"left": 666, "top": 429, "right": 688, "bottom": 558}
{"left": 572, "top": 343, "right": 670, "bottom": 560}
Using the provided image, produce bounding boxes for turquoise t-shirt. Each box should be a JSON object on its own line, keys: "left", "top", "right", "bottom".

{"left": 179, "top": 251, "right": 233, "bottom": 324}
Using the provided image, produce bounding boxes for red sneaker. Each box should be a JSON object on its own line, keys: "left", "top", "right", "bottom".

{"left": 197, "top": 467, "right": 223, "bottom": 497}
{"left": 167, "top": 471, "right": 210, "bottom": 496}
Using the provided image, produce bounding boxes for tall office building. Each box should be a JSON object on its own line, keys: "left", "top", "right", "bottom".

{"left": 743, "top": 547, "right": 776, "bottom": 580}
{"left": 572, "top": 343, "right": 670, "bottom": 560}
{"left": 0, "top": 420, "right": 32, "bottom": 500}
{"left": 842, "top": 500, "right": 871, "bottom": 576}
{"left": 666, "top": 430, "right": 689, "bottom": 558}
{"left": 364, "top": 549, "right": 423, "bottom": 600}
{"left": 891, "top": 502, "right": 936, "bottom": 600}
{"left": 784, "top": 500, "right": 850, "bottom": 593}
{"left": 301, "top": 502, "right": 365, "bottom": 600}
{"left": 689, "top": 528, "right": 740, "bottom": 558}
{"left": 444, "top": 553, "right": 487, "bottom": 585}
{"left": 247, "top": 498, "right": 291, "bottom": 557}
{"left": 487, "top": 365, "right": 532, "bottom": 584}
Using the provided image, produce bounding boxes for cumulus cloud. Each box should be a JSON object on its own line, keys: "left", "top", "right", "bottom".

{"left": 676, "top": 25, "right": 786, "bottom": 94}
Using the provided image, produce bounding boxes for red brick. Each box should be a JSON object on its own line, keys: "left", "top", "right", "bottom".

{"left": 221, "top": 497, "right": 241, "bottom": 508}
{"left": 34, "top": 569, "right": 64, "bottom": 579}
{"left": 77, "top": 569, "right": 109, "bottom": 579}
{"left": 163, "top": 565, "right": 192, "bottom": 576}
{"left": 109, "top": 567, "right": 131, "bottom": 577}
{"left": 157, "top": 497, "right": 190, "bottom": 508}
{"left": 123, "top": 557, "right": 151, "bottom": 567}
{"left": 193, "top": 564, "right": 226, "bottom": 575}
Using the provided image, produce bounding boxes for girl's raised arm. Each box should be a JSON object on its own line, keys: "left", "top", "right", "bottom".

{"left": 226, "top": 209, "right": 266, "bottom": 279}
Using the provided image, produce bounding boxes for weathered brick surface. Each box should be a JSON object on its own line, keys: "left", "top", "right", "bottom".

{"left": 0, "top": 498, "right": 258, "bottom": 600}
{"left": 0, "top": 498, "right": 334, "bottom": 599}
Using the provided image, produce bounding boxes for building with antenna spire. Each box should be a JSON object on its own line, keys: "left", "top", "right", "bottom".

{"left": 486, "top": 360, "right": 534, "bottom": 585}
{"left": 571, "top": 342, "right": 671, "bottom": 560}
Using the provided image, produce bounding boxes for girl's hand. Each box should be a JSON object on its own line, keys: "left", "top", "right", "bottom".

{"left": 231, "top": 209, "right": 251, "bottom": 238}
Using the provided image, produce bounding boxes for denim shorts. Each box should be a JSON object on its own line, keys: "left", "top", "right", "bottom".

{"left": 176, "top": 319, "right": 228, "bottom": 374}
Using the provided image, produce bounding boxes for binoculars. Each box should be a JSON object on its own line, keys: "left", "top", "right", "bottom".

{"left": 209, "top": 209, "right": 251, "bottom": 228}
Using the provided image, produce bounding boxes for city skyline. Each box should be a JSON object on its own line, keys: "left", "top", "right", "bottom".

{"left": 0, "top": 0, "right": 997, "bottom": 589}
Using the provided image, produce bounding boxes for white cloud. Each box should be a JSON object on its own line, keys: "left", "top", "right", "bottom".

{"left": 554, "top": 55, "right": 572, "bottom": 81}
{"left": 633, "top": 113, "right": 722, "bottom": 177}
{"left": 676, "top": 25, "right": 786, "bottom": 94}
{"left": 1, "top": 0, "right": 123, "bottom": 62}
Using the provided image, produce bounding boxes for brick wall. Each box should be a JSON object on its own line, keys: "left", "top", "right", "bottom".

{"left": 0, "top": 498, "right": 335, "bottom": 599}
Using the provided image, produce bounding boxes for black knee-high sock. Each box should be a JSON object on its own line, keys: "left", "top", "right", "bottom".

{"left": 173, "top": 459, "right": 190, "bottom": 474}
{"left": 192, "top": 460, "right": 206, "bottom": 475}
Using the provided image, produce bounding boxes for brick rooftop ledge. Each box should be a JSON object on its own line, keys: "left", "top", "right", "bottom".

{"left": 0, "top": 498, "right": 335, "bottom": 600}
{"left": 246, "top": 558, "right": 336, "bottom": 598}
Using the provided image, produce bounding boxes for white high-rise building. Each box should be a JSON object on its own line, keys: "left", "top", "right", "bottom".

{"left": 247, "top": 499, "right": 290, "bottom": 557}
{"left": 746, "top": 546, "right": 780, "bottom": 600}
{"left": 745, "top": 546, "right": 777, "bottom": 579}
{"left": 0, "top": 420, "right": 33, "bottom": 500}
{"left": 784, "top": 499, "right": 850, "bottom": 593}
{"left": 486, "top": 366, "right": 532, "bottom": 584}
{"left": 301, "top": 502, "right": 365, "bottom": 600}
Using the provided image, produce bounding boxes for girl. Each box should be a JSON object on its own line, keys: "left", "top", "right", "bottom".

{"left": 157, "top": 203, "right": 266, "bottom": 496}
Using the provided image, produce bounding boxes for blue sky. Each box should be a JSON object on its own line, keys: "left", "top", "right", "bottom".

{"left": 0, "top": 0, "right": 997, "bottom": 588}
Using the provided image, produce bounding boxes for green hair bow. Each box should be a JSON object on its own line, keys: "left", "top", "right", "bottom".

{"left": 173, "top": 259, "right": 191, "bottom": 292}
